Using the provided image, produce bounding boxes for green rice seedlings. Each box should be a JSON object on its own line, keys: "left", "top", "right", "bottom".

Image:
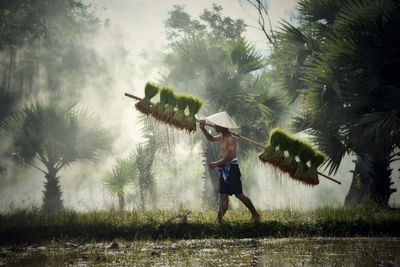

{"left": 185, "top": 96, "right": 203, "bottom": 132}
{"left": 302, "top": 151, "right": 327, "bottom": 185}
{"left": 259, "top": 129, "right": 286, "bottom": 167}
{"left": 162, "top": 88, "right": 177, "bottom": 123}
{"left": 293, "top": 161, "right": 319, "bottom": 185}
{"left": 298, "top": 141, "right": 315, "bottom": 166}
{"left": 172, "top": 94, "right": 189, "bottom": 130}
{"left": 291, "top": 140, "right": 319, "bottom": 185}
{"left": 279, "top": 138, "right": 299, "bottom": 175}
{"left": 311, "top": 151, "right": 327, "bottom": 169}
{"left": 258, "top": 145, "right": 280, "bottom": 165}
{"left": 269, "top": 128, "right": 289, "bottom": 148}
{"left": 135, "top": 82, "right": 159, "bottom": 115}
{"left": 268, "top": 128, "right": 287, "bottom": 166}
{"left": 152, "top": 88, "right": 170, "bottom": 121}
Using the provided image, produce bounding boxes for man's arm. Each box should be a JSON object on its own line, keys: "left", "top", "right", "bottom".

{"left": 199, "top": 120, "right": 222, "bottom": 142}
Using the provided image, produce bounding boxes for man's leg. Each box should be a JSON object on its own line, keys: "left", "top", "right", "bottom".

{"left": 217, "top": 194, "right": 229, "bottom": 223}
{"left": 235, "top": 193, "right": 260, "bottom": 221}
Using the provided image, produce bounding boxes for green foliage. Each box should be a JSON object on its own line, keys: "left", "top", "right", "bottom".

{"left": 165, "top": 4, "right": 245, "bottom": 43}
{"left": 311, "top": 152, "right": 327, "bottom": 168}
{"left": 103, "top": 155, "right": 136, "bottom": 210}
{"left": 0, "top": 99, "right": 110, "bottom": 213}
{"left": 0, "top": 0, "right": 97, "bottom": 49}
{"left": 163, "top": 10, "right": 284, "bottom": 145}
{"left": 3, "top": 102, "right": 109, "bottom": 167}
{"left": 231, "top": 38, "right": 264, "bottom": 74}
{"left": 0, "top": 0, "right": 100, "bottom": 98}
{"left": 1, "top": 204, "right": 400, "bottom": 244}
{"left": 134, "top": 143, "right": 156, "bottom": 210}
{"left": 272, "top": 0, "right": 400, "bottom": 202}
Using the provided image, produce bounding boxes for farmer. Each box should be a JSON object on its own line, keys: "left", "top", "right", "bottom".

{"left": 199, "top": 111, "right": 260, "bottom": 223}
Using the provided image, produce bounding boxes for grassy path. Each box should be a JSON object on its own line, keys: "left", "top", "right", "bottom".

{"left": 1, "top": 204, "right": 399, "bottom": 245}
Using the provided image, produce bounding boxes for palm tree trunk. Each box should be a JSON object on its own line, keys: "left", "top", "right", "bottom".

{"left": 139, "top": 190, "right": 145, "bottom": 210}
{"left": 345, "top": 152, "right": 396, "bottom": 206}
{"left": 118, "top": 193, "right": 125, "bottom": 211}
{"left": 7, "top": 45, "right": 15, "bottom": 91}
{"left": 344, "top": 156, "right": 372, "bottom": 206}
{"left": 42, "top": 167, "right": 63, "bottom": 213}
{"left": 369, "top": 151, "right": 395, "bottom": 205}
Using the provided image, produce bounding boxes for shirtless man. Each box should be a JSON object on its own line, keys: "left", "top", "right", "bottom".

{"left": 199, "top": 120, "right": 260, "bottom": 223}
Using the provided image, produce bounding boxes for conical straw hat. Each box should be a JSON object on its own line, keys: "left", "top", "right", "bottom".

{"left": 205, "top": 111, "right": 239, "bottom": 129}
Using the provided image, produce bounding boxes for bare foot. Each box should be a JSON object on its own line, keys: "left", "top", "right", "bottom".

{"left": 250, "top": 213, "right": 260, "bottom": 222}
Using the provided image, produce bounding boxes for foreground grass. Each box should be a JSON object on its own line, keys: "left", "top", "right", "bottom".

{"left": 1, "top": 203, "right": 399, "bottom": 245}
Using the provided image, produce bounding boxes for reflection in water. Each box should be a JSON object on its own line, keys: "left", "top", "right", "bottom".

{"left": 1, "top": 238, "right": 399, "bottom": 266}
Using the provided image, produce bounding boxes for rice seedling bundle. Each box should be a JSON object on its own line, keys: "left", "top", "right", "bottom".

{"left": 152, "top": 88, "right": 170, "bottom": 121}
{"left": 292, "top": 140, "right": 320, "bottom": 185}
{"left": 161, "top": 88, "right": 177, "bottom": 124}
{"left": 172, "top": 94, "right": 190, "bottom": 130}
{"left": 258, "top": 145, "right": 279, "bottom": 165}
{"left": 302, "top": 151, "right": 327, "bottom": 185}
{"left": 185, "top": 96, "right": 203, "bottom": 132}
{"left": 258, "top": 128, "right": 327, "bottom": 185}
{"left": 133, "top": 83, "right": 204, "bottom": 133}
{"left": 128, "top": 88, "right": 338, "bottom": 185}
{"left": 278, "top": 134, "right": 299, "bottom": 175}
{"left": 135, "top": 82, "right": 159, "bottom": 115}
{"left": 258, "top": 128, "right": 285, "bottom": 166}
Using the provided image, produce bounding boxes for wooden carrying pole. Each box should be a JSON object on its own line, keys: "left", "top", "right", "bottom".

{"left": 125, "top": 92, "right": 341, "bottom": 185}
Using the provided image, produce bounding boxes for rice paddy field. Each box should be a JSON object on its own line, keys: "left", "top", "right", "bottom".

{"left": 1, "top": 204, "right": 400, "bottom": 265}
{"left": 2, "top": 237, "right": 400, "bottom": 266}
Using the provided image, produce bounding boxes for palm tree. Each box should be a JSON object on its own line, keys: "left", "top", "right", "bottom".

{"left": 134, "top": 142, "right": 157, "bottom": 210}
{"left": 272, "top": 0, "right": 400, "bottom": 205}
{"left": 103, "top": 155, "right": 136, "bottom": 211}
{"left": 1, "top": 99, "right": 110, "bottom": 213}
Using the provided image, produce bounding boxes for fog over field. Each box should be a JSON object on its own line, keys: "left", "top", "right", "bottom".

{"left": 0, "top": 0, "right": 399, "bottom": 213}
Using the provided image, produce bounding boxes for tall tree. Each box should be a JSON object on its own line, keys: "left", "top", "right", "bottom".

{"left": 266, "top": 0, "right": 400, "bottom": 205}
{"left": 1, "top": 98, "right": 110, "bottom": 213}
{"left": 0, "top": 0, "right": 99, "bottom": 108}
{"left": 134, "top": 143, "right": 156, "bottom": 210}
{"left": 165, "top": 4, "right": 246, "bottom": 44}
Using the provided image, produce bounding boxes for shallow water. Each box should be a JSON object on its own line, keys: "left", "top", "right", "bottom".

{"left": 1, "top": 237, "right": 399, "bottom": 266}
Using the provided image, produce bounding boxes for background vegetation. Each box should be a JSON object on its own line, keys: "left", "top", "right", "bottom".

{"left": 0, "top": 0, "right": 399, "bottom": 227}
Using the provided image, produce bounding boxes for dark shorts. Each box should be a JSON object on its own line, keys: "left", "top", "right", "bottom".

{"left": 219, "top": 164, "right": 243, "bottom": 196}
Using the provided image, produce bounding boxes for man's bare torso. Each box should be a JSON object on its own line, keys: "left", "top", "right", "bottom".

{"left": 219, "top": 133, "right": 236, "bottom": 160}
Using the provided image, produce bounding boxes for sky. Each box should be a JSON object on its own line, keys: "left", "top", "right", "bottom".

{"left": 84, "top": 0, "right": 298, "bottom": 63}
